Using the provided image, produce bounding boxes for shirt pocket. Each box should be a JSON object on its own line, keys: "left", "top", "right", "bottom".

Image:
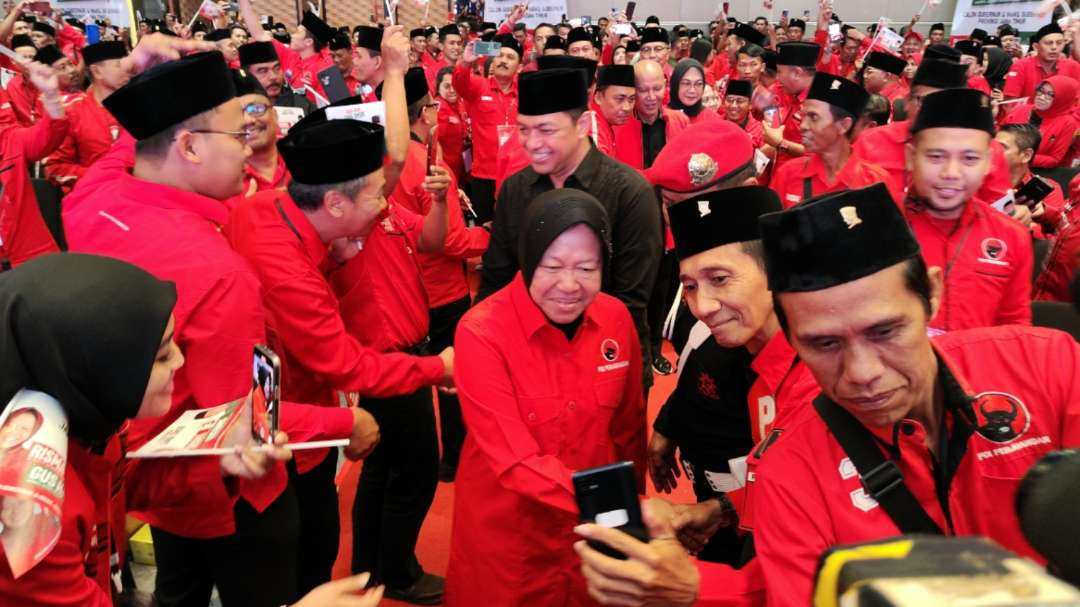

{"left": 518, "top": 396, "right": 565, "bottom": 457}
{"left": 594, "top": 373, "right": 628, "bottom": 409}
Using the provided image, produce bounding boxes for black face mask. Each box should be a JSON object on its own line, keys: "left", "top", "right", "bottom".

{"left": 0, "top": 254, "right": 177, "bottom": 446}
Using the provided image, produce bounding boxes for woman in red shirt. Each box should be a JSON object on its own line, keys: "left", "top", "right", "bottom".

{"left": 1003, "top": 75, "right": 1080, "bottom": 168}
{"left": 0, "top": 254, "right": 380, "bottom": 607}
{"left": 435, "top": 66, "right": 469, "bottom": 184}
{"left": 445, "top": 190, "right": 646, "bottom": 607}
{"left": 668, "top": 58, "right": 721, "bottom": 125}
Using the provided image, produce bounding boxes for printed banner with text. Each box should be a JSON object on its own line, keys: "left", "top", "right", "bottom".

{"left": 951, "top": 0, "right": 1054, "bottom": 35}
{"left": 484, "top": 0, "right": 568, "bottom": 29}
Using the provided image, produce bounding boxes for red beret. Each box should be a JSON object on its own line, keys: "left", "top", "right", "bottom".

{"left": 644, "top": 121, "right": 754, "bottom": 193}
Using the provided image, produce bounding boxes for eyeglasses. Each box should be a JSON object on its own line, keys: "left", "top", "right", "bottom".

{"left": 188, "top": 129, "right": 249, "bottom": 144}
{"left": 425, "top": 101, "right": 440, "bottom": 111}
{"left": 679, "top": 80, "right": 706, "bottom": 90}
{"left": 243, "top": 102, "right": 270, "bottom": 117}
{"left": 1035, "top": 88, "right": 1055, "bottom": 100}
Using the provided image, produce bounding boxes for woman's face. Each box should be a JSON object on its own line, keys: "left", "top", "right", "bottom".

{"left": 137, "top": 316, "right": 184, "bottom": 420}
{"left": 528, "top": 224, "right": 603, "bottom": 324}
{"left": 438, "top": 74, "right": 458, "bottom": 104}
{"left": 0, "top": 411, "right": 38, "bottom": 449}
{"left": 0, "top": 496, "right": 33, "bottom": 529}
{"left": 1034, "top": 82, "right": 1055, "bottom": 112}
{"left": 702, "top": 84, "right": 720, "bottom": 110}
{"left": 613, "top": 47, "right": 627, "bottom": 65}
{"left": 677, "top": 66, "right": 706, "bottom": 107}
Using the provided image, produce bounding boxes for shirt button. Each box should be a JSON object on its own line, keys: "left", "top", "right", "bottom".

{"left": 527, "top": 412, "right": 537, "bottom": 422}
{"left": 568, "top": 401, "right": 576, "bottom": 410}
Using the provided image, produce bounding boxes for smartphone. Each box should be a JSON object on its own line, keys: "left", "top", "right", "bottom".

{"left": 803, "top": 9, "right": 811, "bottom": 18}
{"left": 252, "top": 345, "right": 281, "bottom": 445}
{"left": 29, "top": 1, "right": 50, "bottom": 13}
{"left": 613, "top": 22, "right": 632, "bottom": 35}
{"left": 624, "top": 1, "right": 636, "bottom": 22}
{"left": 581, "top": 15, "right": 591, "bottom": 26}
{"left": 86, "top": 23, "right": 100, "bottom": 44}
{"left": 426, "top": 132, "right": 438, "bottom": 176}
{"left": 1015, "top": 176, "right": 1054, "bottom": 205}
{"left": 318, "top": 65, "right": 351, "bottom": 103}
{"left": 573, "top": 461, "right": 648, "bottom": 560}
{"left": 474, "top": 40, "right": 502, "bottom": 56}
{"left": 828, "top": 22, "right": 842, "bottom": 43}
{"left": 723, "top": 2, "right": 730, "bottom": 15}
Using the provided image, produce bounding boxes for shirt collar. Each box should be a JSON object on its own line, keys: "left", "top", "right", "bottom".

{"left": 751, "top": 330, "right": 799, "bottom": 388}
{"left": 530, "top": 144, "right": 603, "bottom": 190}
{"left": 278, "top": 192, "right": 329, "bottom": 267}
{"left": 244, "top": 154, "right": 289, "bottom": 187}
{"left": 118, "top": 171, "right": 231, "bottom": 226}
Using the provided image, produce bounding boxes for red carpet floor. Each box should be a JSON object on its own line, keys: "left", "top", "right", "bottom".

{"left": 330, "top": 342, "right": 693, "bottom": 606}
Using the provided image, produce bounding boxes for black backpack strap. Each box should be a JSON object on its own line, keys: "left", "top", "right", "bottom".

{"left": 813, "top": 395, "right": 944, "bottom": 535}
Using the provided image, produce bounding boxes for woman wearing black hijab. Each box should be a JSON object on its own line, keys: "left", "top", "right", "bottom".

{"left": 445, "top": 189, "right": 646, "bottom": 606}
{"left": 668, "top": 58, "right": 720, "bottom": 125}
{"left": 0, "top": 255, "right": 379, "bottom": 607}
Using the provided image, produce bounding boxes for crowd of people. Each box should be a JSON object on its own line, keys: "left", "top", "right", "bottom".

{"left": 1, "top": 0, "right": 1080, "bottom": 606}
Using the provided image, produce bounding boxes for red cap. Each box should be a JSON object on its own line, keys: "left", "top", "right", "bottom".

{"left": 644, "top": 121, "right": 755, "bottom": 193}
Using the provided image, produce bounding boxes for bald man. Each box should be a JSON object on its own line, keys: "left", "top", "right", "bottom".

{"left": 614, "top": 60, "right": 690, "bottom": 170}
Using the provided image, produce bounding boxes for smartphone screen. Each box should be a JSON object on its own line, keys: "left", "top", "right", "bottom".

{"left": 723, "top": 2, "right": 730, "bottom": 14}
{"left": 624, "top": 1, "right": 636, "bottom": 22}
{"left": 29, "top": 1, "right": 50, "bottom": 14}
{"left": 475, "top": 41, "right": 502, "bottom": 56}
{"left": 573, "top": 461, "right": 648, "bottom": 560}
{"left": 252, "top": 345, "right": 281, "bottom": 445}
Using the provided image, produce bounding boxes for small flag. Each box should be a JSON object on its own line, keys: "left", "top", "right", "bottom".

{"left": 197, "top": 0, "right": 224, "bottom": 20}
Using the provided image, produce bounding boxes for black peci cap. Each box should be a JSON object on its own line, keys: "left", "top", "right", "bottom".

{"left": 669, "top": 186, "right": 782, "bottom": 261}
{"left": 518, "top": 68, "right": 588, "bottom": 115}
{"left": 279, "top": 119, "right": 386, "bottom": 184}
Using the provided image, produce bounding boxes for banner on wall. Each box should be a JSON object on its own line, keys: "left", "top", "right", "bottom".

{"left": 951, "top": 0, "right": 1056, "bottom": 35}
{"left": 484, "top": 0, "right": 568, "bottom": 29}
{"left": 55, "top": 0, "right": 133, "bottom": 25}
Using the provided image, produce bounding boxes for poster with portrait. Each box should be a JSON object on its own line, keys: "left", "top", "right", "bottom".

{"left": 0, "top": 389, "right": 67, "bottom": 579}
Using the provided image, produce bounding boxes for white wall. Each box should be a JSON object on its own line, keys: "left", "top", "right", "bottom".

{"left": 565, "top": 0, "right": 959, "bottom": 30}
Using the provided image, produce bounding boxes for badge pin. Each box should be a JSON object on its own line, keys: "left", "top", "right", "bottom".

{"left": 688, "top": 153, "right": 719, "bottom": 186}
{"left": 830, "top": 79, "right": 842, "bottom": 90}
{"left": 839, "top": 206, "right": 862, "bottom": 229}
{"left": 698, "top": 200, "right": 712, "bottom": 218}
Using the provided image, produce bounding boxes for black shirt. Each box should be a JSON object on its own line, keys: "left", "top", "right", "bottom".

{"left": 641, "top": 113, "right": 667, "bottom": 169}
{"left": 477, "top": 144, "right": 663, "bottom": 364}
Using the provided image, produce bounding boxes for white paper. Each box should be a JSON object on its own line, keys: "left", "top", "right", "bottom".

{"left": 325, "top": 101, "right": 386, "bottom": 125}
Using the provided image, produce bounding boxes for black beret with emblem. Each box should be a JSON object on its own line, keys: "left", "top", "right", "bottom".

{"left": 732, "top": 22, "right": 766, "bottom": 47}
{"left": 518, "top": 68, "right": 588, "bottom": 115}
{"left": 537, "top": 55, "right": 598, "bottom": 87}
{"left": 239, "top": 41, "right": 278, "bottom": 66}
{"left": 597, "top": 64, "right": 635, "bottom": 88}
{"left": 106, "top": 51, "right": 236, "bottom": 140}
{"left": 278, "top": 118, "right": 385, "bottom": 184}
{"left": 865, "top": 51, "right": 906, "bottom": 76}
{"left": 911, "top": 57, "right": 968, "bottom": 89}
{"left": 954, "top": 39, "right": 982, "bottom": 57}
{"left": 354, "top": 25, "right": 383, "bottom": 52}
{"left": 300, "top": 10, "right": 335, "bottom": 45}
{"left": 669, "top": 186, "right": 782, "bottom": 261}
{"left": 81, "top": 41, "right": 128, "bottom": 65}
{"left": 405, "top": 66, "right": 429, "bottom": 105}
{"left": 329, "top": 31, "right": 351, "bottom": 51}
{"left": 34, "top": 45, "right": 65, "bottom": 66}
{"left": 639, "top": 27, "right": 669, "bottom": 45}
{"left": 806, "top": 73, "right": 868, "bottom": 117}
{"left": 776, "top": 41, "right": 819, "bottom": 67}
{"left": 725, "top": 79, "right": 753, "bottom": 98}
{"left": 760, "top": 183, "right": 918, "bottom": 293}
{"left": 231, "top": 68, "right": 267, "bottom": 97}
{"left": 911, "top": 88, "right": 995, "bottom": 136}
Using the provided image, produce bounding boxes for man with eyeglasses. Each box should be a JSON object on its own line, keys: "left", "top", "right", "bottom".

{"left": 238, "top": 0, "right": 334, "bottom": 105}
{"left": 1003, "top": 22, "right": 1080, "bottom": 101}
{"left": 43, "top": 41, "right": 129, "bottom": 192}
{"left": 639, "top": 27, "right": 674, "bottom": 79}
{"left": 63, "top": 41, "right": 367, "bottom": 607}
{"left": 853, "top": 57, "right": 1013, "bottom": 208}
{"left": 232, "top": 70, "right": 290, "bottom": 198}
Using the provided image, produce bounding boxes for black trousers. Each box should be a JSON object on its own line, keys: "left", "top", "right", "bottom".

{"left": 351, "top": 386, "right": 439, "bottom": 588}
{"left": 151, "top": 483, "right": 300, "bottom": 607}
{"left": 429, "top": 294, "right": 470, "bottom": 467}
{"left": 289, "top": 449, "right": 340, "bottom": 597}
{"left": 468, "top": 177, "right": 496, "bottom": 225}
{"left": 647, "top": 249, "right": 680, "bottom": 355}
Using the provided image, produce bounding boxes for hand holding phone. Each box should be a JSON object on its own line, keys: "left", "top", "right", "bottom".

{"left": 474, "top": 40, "right": 502, "bottom": 56}
{"left": 573, "top": 461, "right": 649, "bottom": 560}
{"left": 1015, "top": 176, "right": 1054, "bottom": 206}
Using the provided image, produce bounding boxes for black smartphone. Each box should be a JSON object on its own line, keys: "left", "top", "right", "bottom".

{"left": 1015, "top": 176, "right": 1054, "bottom": 206}
{"left": 624, "top": 1, "right": 636, "bottom": 22}
{"left": 252, "top": 345, "right": 281, "bottom": 445}
{"left": 573, "top": 461, "right": 648, "bottom": 560}
{"left": 317, "top": 66, "right": 351, "bottom": 103}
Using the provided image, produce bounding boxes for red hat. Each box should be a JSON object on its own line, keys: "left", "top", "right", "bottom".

{"left": 644, "top": 121, "right": 754, "bottom": 193}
